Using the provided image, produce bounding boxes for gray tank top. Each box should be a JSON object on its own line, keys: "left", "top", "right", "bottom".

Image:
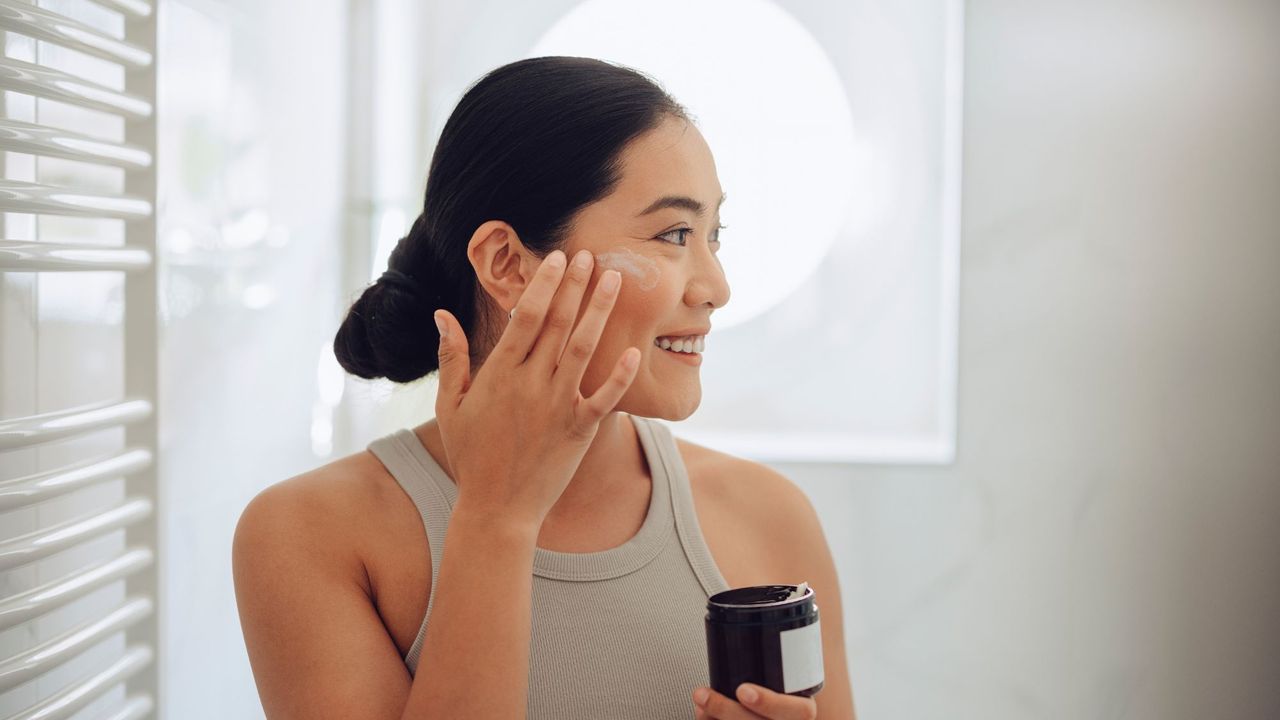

{"left": 366, "top": 412, "right": 732, "bottom": 718}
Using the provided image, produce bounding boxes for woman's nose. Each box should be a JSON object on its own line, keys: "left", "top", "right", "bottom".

{"left": 685, "top": 246, "right": 731, "bottom": 310}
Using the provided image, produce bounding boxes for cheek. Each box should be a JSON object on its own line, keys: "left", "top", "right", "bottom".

{"left": 594, "top": 248, "right": 661, "bottom": 291}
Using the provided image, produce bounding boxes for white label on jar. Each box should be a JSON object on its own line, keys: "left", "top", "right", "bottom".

{"left": 779, "top": 618, "right": 824, "bottom": 693}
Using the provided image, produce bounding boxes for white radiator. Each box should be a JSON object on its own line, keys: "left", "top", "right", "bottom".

{"left": 0, "top": 0, "right": 159, "bottom": 718}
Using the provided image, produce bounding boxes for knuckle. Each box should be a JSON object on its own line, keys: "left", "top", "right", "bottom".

{"left": 568, "top": 339, "right": 594, "bottom": 362}
{"left": 592, "top": 287, "right": 617, "bottom": 309}
{"left": 545, "top": 310, "right": 574, "bottom": 331}
{"left": 510, "top": 308, "right": 535, "bottom": 327}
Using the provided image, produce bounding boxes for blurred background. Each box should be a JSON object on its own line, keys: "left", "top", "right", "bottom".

{"left": 2, "top": 0, "right": 1277, "bottom": 718}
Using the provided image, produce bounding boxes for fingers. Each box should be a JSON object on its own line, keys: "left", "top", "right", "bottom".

{"left": 552, "top": 265, "right": 622, "bottom": 392}
{"left": 692, "top": 686, "right": 761, "bottom": 719}
{"left": 433, "top": 309, "right": 471, "bottom": 411}
{"left": 527, "top": 248, "right": 595, "bottom": 372}
{"left": 691, "top": 684, "right": 818, "bottom": 720}
{"left": 490, "top": 249, "right": 568, "bottom": 365}
{"left": 555, "top": 267, "right": 635, "bottom": 420}
{"left": 576, "top": 345, "right": 640, "bottom": 424}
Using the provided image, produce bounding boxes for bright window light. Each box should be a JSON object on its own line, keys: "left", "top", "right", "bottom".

{"left": 531, "top": 0, "right": 863, "bottom": 331}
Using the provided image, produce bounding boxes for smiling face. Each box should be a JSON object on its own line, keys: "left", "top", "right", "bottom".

{"left": 466, "top": 114, "right": 731, "bottom": 420}
{"left": 565, "top": 115, "right": 731, "bottom": 420}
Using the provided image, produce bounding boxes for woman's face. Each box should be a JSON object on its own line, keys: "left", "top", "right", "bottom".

{"left": 561, "top": 115, "right": 731, "bottom": 420}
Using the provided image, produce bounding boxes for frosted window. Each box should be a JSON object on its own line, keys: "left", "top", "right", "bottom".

{"left": 533, "top": 0, "right": 964, "bottom": 462}
{"left": 155, "top": 1, "right": 347, "bottom": 716}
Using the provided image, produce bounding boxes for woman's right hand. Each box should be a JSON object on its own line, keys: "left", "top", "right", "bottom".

{"left": 430, "top": 248, "right": 640, "bottom": 530}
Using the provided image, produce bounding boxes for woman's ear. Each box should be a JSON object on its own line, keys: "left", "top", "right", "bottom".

{"left": 467, "top": 220, "right": 537, "bottom": 311}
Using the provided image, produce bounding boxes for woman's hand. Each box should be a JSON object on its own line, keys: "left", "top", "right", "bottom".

{"left": 431, "top": 248, "right": 639, "bottom": 530}
{"left": 692, "top": 683, "right": 819, "bottom": 720}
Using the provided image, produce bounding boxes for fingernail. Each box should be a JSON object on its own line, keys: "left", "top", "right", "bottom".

{"left": 573, "top": 249, "right": 592, "bottom": 269}
{"left": 600, "top": 270, "right": 620, "bottom": 292}
{"left": 693, "top": 687, "right": 709, "bottom": 706}
{"left": 738, "top": 685, "right": 758, "bottom": 704}
{"left": 434, "top": 311, "right": 447, "bottom": 339}
{"left": 547, "top": 250, "right": 566, "bottom": 268}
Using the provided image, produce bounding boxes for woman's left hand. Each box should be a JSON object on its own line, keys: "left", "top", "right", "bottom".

{"left": 692, "top": 683, "right": 818, "bottom": 719}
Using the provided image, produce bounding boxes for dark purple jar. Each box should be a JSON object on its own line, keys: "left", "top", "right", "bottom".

{"left": 705, "top": 582, "right": 825, "bottom": 699}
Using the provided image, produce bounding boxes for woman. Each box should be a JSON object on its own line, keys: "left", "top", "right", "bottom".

{"left": 233, "top": 56, "right": 854, "bottom": 719}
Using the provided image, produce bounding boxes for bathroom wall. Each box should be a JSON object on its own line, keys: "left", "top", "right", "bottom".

{"left": 780, "top": 1, "right": 1280, "bottom": 718}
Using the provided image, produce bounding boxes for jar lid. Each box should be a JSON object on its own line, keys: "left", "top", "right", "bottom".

{"left": 709, "top": 582, "right": 812, "bottom": 609}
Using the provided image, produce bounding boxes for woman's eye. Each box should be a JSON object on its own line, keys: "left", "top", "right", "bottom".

{"left": 657, "top": 224, "right": 727, "bottom": 246}
{"left": 657, "top": 228, "right": 693, "bottom": 246}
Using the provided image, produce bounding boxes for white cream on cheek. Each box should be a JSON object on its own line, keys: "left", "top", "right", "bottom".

{"left": 593, "top": 248, "right": 661, "bottom": 291}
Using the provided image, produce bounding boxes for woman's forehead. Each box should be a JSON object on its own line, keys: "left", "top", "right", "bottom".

{"left": 573, "top": 119, "right": 722, "bottom": 227}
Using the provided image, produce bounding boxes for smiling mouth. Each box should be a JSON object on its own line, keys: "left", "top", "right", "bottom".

{"left": 655, "top": 345, "right": 702, "bottom": 364}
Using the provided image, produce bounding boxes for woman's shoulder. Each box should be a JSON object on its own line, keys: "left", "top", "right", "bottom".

{"left": 671, "top": 435, "right": 827, "bottom": 591}
{"left": 233, "top": 450, "right": 409, "bottom": 591}
{"left": 673, "top": 435, "right": 815, "bottom": 528}
{"left": 243, "top": 449, "right": 394, "bottom": 524}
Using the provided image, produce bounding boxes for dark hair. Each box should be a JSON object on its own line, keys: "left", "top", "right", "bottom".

{"left": 333, "top": 56, "right": 690, "bottom": 383}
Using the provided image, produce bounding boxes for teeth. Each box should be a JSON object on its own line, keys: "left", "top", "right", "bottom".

{"left": 654, "top": 335, "right": 705, "bottom": 353}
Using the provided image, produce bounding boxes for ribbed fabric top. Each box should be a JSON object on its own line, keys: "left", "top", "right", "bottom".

{"left": 365, "top": 412, "right": 732, "bottom": 719}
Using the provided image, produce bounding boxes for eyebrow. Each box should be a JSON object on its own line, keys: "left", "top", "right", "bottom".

{"left": 635, "top": 192, "right": 728, "bottom": 218}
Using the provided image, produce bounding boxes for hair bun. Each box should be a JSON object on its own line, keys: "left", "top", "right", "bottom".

{"left": 378, "top": 268, "right": 424, "bottom": 298}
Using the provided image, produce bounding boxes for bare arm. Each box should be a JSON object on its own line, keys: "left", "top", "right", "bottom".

{"left": 232, "top": 482, "right": 411, "bottom": 719}
{"left": 233, "top": 483, "right": 540, "bottom": 720}
{"left": 399, "top": 500, "right": 539, "bottom": 718}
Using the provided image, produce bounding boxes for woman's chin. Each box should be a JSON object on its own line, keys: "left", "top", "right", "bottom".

{"left": 629, "top": 387, "right": 701, "bottom": 422}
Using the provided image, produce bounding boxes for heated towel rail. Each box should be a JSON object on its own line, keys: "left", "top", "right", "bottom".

{"left": 0, "top": 0, "right": 159, "bottom": 718}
